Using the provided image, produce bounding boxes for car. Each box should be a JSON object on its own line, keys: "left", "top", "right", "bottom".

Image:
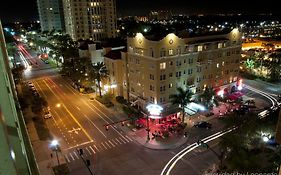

{"left": 193, "top": 121, "right": 212, "bottom": 129}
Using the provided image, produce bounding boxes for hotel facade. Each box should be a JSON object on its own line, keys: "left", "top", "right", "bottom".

{"left": 105, "top": 29, "right": 242, "bottom": 112}
{"left": 62, "top": 0, "right": 117, "bottom": 41}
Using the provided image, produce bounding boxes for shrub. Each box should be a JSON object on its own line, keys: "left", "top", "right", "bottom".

{"left": 116, "top": 96, "right": 127, "bottom": 104}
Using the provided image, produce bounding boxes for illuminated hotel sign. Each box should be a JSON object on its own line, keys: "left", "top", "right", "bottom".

{"left": 146, "top": 104, "right": 163, "bottom": 119}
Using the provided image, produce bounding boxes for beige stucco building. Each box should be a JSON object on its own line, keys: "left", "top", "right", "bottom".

{"left": 105, "top": 29, "right": 242, "bottom": 112}
{"left": 63, "top": 0, "right": 117, "bottom": 41}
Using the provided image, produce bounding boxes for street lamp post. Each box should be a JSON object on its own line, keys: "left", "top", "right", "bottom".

{"left": 146, "top": 114, "right": 150, "bottom": 141}
{"left": 51, "top": 140, "right": 60, "bottom": 166}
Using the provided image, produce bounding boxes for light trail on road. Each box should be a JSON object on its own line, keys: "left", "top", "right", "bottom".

{"left": 161, "top": 84, "right": 280, "bottom": 175}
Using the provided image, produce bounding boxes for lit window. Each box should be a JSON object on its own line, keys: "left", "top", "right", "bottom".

{"left": 198, "top": 45, "right": 203, "bottom": 52}
{"left": 222, "top": 61, "right": 225, "bottom": 66}
{"left": 160, "top": 62, "right": 166, "bottom": 70}
{"left": 218, "top": 43, "right": 222, "bottom": 48}
{"left": 217, "top": 63, "right": 220, "bottom": 68}
{"left": 169, "top": 83, "right": 173, "bottom": 88}
{"left": 168, "top": 49, "right": 173, "bottom": 55}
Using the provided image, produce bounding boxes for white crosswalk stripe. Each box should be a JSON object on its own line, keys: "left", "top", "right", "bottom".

{"left": 104, "top": 141, "right": 111, "bottom": 148}
{"left": 115, "top": 138, "right": 123, "bottom": 144}
{"left": 93, "top": 145, "right": 99, "bottom": 152}
{"left": 86, "top": 147, "right": 92, "bottom": 155}
{"left": 65, "top": 136, "right": 134, "bottom": 162}
{"left": 101, "top": 142, "right": 108, "bottom": 150}
{"left": 118, "top": 137, "right": 127, "bottom": 144}
{"left": 108, "top": 140, "right": 115, "bottom": 147}
{"left": 65, "top": 155, "right": 70, "bottom": 163}
{"left": 73, "top": 151, "right": 79, "bottom": 159}
{"left": 125, "top": 135, "right": 133, "bottom": 142}
{"left": 89, "top": 146, "right": 96, "bottom": 154}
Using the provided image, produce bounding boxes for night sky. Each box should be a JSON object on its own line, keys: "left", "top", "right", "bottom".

{"left": 0, "top": 0, "right": 280, "bottom": 23}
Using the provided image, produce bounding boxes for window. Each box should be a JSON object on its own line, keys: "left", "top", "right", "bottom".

{"left": 169, "top": 61, "right": 173, "bottom": 65}
{"left": 217, "top": 63, "right": 220, "bottom": 68}
{"left": 160, "top": 74, "right": 166, "bottom": 81}
{"left": 150, "top": 85, "right": 155, "bottom": 91}
{"left": 160, "top": 85, "right": 166, "bottom": 92}
{"left": 160, "top": 62, "right": 166, "bottom": 70}
{"left": 160, "top": 48, "right": 166, "bottom": 57}
{"left": 227, "top": 51, "right": 230, "bottom": 56}
{"left": 160, "top": 97, "right": 165, "bottom": 103}
{"left": 149, "top": 74, "right": 154, "bottom": 80}
{"left": 169, "top": 83, "right": 173, "bottom": 88}
{"left": 188, "top": 68, "right": 193, "bottom": 75}
{"left": 150, "top": 96, "right": 155, "bottom": 103}
{"left": 168, "top": 49, "right": 173, "bottom": 55}
{"left": 218, "top": 43, "right": 223, "bottom": 48}
{"left": 198, "top": 45, "right": 203, "bottom": 52}
{"left": 176, "top": 71, "right": 182, "bottom": 77}
{"left": 169, "top": 73, "right": 173, "bottom": 77}
{"left": 176, "top": 60, "right": 181, "bottom": 66}
{"left": 197, "top": 66, "right": 201, "bottom": 72}
{"left": 222, "top": 61, "right": 225, "bottom": 66}
{"left": 196, "top": 77, "right": 201, "bottom": 82}
{"left": 188, "top": 58, "right": 193, "bottom": 64}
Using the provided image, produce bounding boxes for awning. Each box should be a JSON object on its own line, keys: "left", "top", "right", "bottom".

{"left": 161, "top": 106, "right": 182, "bottom": 117}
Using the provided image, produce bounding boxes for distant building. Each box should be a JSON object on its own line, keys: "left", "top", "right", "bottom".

{"left": 37, "top": 0, "right": 65, "bottom": 32}
{"left": 105, "top": 29, "right": 242, "bottom": 113}
{"left": 62, "top": 0, "right": 117, "bottom": 41}
{"left": 149, "top": 10, "right": 172, "bottom": 21}
{"left": 0, "top": 21, "right": 39, "bottom": 175}
{"left": 136, "top": 16, "right": 148, "bottom": 22}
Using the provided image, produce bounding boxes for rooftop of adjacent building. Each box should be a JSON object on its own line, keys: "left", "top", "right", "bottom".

{"left": 104, "top": 48, "right": 127, "bottom": 60}
{"left": 78, "top": 38, "right": 126, "bottom": 50}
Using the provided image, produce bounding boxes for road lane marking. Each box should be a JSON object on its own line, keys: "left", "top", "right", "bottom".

{"left": 115, "top": 138, "right": 122, "bottom": 144}
{"left": 125, "top": 135, "right": 133, "bottom": 142}
{"left": 108, "top": 140, "right": 115, "bottom": 147}
{"left": 101, "top": 143, "right": 108, "bottom": 150}
{"left": 64, "top": 141, "right": 94, "bottom": 150}
{"left": 89, "top": 146, "right": 96, "bottom": 154}
{"left": 111, "top": 139, "right": 118, "bottom": 145}
{"left": 118, "top": 137, "right": 127, "bottom": 144}
{"left": 104, "top": 141, "right": 111, "bottom": 148}
{"left": 93, "top": 145, "right": 99, "bottom": 152}
{"left": 65, "top": 155, "right": 70, "bottom": 163}
{"left": 73, "top": 151, "right": 79, "bottom": 159}
{"left": 76, "top": 107, "right": 81, "bottom": 111}
{"left": 86, "top": 147, "right": 92, "bottom": 155}
{"left": 83, "top": 114, "right": 107, "bottom": 138}
{"left": 43, "top": 79, "right": 93, "bottom": 142}
{"left": 69, "top": 153, "right": 75, "bottom": 161}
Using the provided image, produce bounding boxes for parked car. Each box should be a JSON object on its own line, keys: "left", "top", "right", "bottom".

{"left": 193, "top": 121, "right": 212, "bottom": 129}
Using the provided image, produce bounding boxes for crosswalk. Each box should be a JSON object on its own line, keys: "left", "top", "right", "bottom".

{"left": 64, "top": 135, "right": 133, "bottom": 163}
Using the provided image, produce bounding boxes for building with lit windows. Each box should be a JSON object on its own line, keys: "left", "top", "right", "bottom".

{"left": 62, "top": 0, "right": 117, "bottom": 41}
{"left": 105, "top": 29, "right": 242, "bottom": 113}
{"left": 0, "top": 22, "right": 39, "bottom": 175}
{"left": 37, "top": 0, "right": 65, "bottom": 32}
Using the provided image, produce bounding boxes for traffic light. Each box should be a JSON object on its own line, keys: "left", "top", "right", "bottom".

{"left": 79, "top": 148, "right": 83, "bottom": 155}
{"left": 105, "top": 125, "right": 109, "bottom": 131}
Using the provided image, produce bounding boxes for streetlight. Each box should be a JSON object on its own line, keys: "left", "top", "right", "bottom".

{"left": 56, "top": 103, "right": 61, "bottom": 108}
{"left": 50, "top": 140, "right": 60, "bottom": 166}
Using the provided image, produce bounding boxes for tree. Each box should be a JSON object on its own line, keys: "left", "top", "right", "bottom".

{"left": 91, "top": 62, "right": 108, "bottom": 97}
{"left": 169, "top": 87, "right": 193, "bottom": 124}
{"left": 200, "top": 87, "right": 219, "bottom": 109}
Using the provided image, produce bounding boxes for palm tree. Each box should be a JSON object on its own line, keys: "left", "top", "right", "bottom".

{"left": 92, "top": 62, "right": 108, "bottom": 97}
{"left": 200, "top": 87, "right": 218, "bottom": 109}
{"left": 169, "top": 87, "right": 193, "bottom": 124}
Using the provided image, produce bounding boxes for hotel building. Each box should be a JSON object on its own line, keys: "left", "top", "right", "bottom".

{"left": 0, "top": 21, "right": 39, "bottom": 175}
{"left": 105, "top": 29, "right": 242, "bottom": 113}
{"left": 63, "top": 0, "right": 117, "bottom": 41}
{"left": 37, "top": 0, "right": 65, "bottom": 32}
